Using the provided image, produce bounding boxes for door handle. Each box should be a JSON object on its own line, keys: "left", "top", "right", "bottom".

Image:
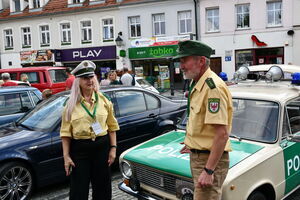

{"left": 148, "top": 113, "right": 157, "bottom": 118}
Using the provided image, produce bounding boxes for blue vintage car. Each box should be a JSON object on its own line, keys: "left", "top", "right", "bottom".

{"left": 0, "top": 86, "right": 186, "bottom": 199}
{"left": 0, "top": 86, "right": 42, "bottom": 125}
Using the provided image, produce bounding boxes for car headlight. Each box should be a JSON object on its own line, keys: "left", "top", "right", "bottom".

{"left": 120, "top": 161, "right": 132, "bottom": 179}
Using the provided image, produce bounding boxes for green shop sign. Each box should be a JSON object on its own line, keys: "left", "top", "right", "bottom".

{"left": 129, "top": 45, "right": 178, "bottom": 59}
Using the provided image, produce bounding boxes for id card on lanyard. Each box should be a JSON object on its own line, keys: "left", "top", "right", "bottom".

{"left": 81, "top": 92, "right": 103, "bottom": 135}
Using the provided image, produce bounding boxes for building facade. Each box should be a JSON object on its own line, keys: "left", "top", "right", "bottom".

{"left": 198, "top": 0, "right": 300, "bottom": 78}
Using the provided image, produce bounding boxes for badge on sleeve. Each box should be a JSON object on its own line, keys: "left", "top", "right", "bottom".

{"left": 208, "top": 98, "right": 220, "bottom": 113}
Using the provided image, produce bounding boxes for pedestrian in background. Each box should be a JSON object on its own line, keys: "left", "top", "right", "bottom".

{"left": 60, "top": 60, "right": 119, "bottom": 200}
{"left": 120, "top": 67, "right": 133, "bottom": 86}
{"left": 65, "top": 67, "right": 75, "bottom": 90}
{"left": 100, "top": 72, "right": 111, "bottom": 86}
{"left": 108, "top": 71, "right": 121, "bottom": 85}
{"left": 1, "top": 73, "right": 18, "bottom": 86}
{"left": 20, "top": 74, "right": 31, "bottom": 86}
{"left": 177, "top": 40, "right": 233, "bottom": 200}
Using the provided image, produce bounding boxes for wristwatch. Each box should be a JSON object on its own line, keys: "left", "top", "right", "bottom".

{"left": 204, "top": 167, "right": 214, "bottom": 175}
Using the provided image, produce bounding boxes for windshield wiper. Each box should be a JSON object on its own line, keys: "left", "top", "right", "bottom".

{"left": 17, "top": 123, "right": 33, "bottom": 131}
{"left": 230, "top": 134, "right": 242, "bottom": 141}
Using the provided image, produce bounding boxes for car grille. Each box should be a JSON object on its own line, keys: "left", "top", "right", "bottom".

{"left": 132, "top": 163, "right": 176, "bottom": 194}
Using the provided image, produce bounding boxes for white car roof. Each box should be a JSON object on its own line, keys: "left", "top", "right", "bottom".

{"left": 231, "top": 65, "right": 300, "bottom": 102}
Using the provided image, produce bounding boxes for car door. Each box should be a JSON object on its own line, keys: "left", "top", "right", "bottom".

{"left": 113, "top": 90, "right": 160, "bottom": 153}
{"left": 280, "top": 98, "right": 300, "bottom": 195}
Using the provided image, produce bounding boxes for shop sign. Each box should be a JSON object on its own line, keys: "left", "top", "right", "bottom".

{"left": 129, "top": 45, "right": 178, "bottom": 59}
{"left": 20, "top": 49, "right": 54, "bottom": 64}
{"left": 58, "top": 46, "right": 116, "bottom": 62}
{"left": 130, "top": 35, "right": 189, "bottom": 48}
{"left": 225, "top": 56, "right": 231, "bottom": 61}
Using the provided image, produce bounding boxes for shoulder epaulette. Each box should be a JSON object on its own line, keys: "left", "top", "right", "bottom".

{"left": 63, "top": 97, "right": 70, "bottom": 107}
{"left": 205, "top": 78, "right": 216, "bottom": 89}
{"left": 101, "top": 92, "right": 111, "bottom": 102}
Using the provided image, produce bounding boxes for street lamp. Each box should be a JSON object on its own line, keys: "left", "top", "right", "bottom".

{"left": 115, "top": 32, "right": 124, "bottom": 47}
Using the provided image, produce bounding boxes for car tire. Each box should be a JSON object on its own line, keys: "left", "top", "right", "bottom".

{"left": 247, "top": 191, "right": 267, "bottom": 200}
{"left": 0, "top": 161, "right": 34, "bottom": 200}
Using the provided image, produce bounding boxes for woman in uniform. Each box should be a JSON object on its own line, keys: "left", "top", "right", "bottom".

{"left": 60, "top": 60, "right": 119, "bottom": 200}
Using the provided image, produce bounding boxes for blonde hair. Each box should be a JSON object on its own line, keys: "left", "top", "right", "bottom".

{"left": 65, "top": 76, "right": 100, "bottom": 121}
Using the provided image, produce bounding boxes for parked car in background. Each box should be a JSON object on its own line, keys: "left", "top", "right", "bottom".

{"left": 0, "top": 67, "right": 67, "bottom": 94}
{"left": 119, "top": 65, "right": 300, "bottom": 200}
{"left": 0, "top": 86, "right": 42, "bottom": 125}
{"left": 0, "top": 86, "right": 186, "bottom": 199}
{"left": 135, "top": 77, "right": 160, "bottom": 94}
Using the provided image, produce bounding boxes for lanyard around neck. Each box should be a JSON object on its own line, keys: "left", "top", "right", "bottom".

{"left": 80, "top": 92, "right": 98, "bottom": 120}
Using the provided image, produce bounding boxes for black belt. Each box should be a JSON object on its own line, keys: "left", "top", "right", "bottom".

{"left": 190, "top": 149, "right": 228, "bottom": 154}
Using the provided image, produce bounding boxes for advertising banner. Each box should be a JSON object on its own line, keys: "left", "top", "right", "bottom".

{"left": 20, "top": 50, "right": 54, "bottom": 64}
{"left": 130, "top": 35, "right": 189, "bottom": 48}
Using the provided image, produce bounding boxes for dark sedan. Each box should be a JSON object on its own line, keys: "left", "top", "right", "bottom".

{"left": 0, "top": 86, "right": 186, "bottom": 199}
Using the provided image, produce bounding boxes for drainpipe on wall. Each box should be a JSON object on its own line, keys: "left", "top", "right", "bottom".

{"left": 193, "top": 0, "right": 199, "bottom": 40}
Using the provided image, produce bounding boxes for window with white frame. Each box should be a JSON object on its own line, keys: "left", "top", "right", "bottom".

{"left": 33, "top": 0, "right": 41, "bottom": 8}
{"left": 60, "top": 23, "right": 71, "bottom": 44}
{"left": 13, "top": 0, "right": 21, "bottom": 12}
{"left": 103, "top": 18, "right": 114, "bottom": 41}
{"left": 128, "top": 16, "right": 141, "bottom": 38}
{"left": 4, "top": 29, "right": 13, "bottom": 49}
{"left": 21, "top": 27, "right": 31, "bottom": 47}
{"left": 178, "top": 11, "right": 192, "bottom": 34}
{"left": 236, "top": 4, "right": 250, "bottom": 29}
{"left": 153, "top": 14, "right": 165, "bottom": 36}
{"left": 267, "top": 1, "right": 282, "bottom": 26}
{"left": 81, "top": 21, "right": 92, "bottom": 43}
{"left": 206, "top": 8, "right": 219, "bottom": 32}
{"left": 73, "top": 0, "right": 80, "bottom": 3}
{"left": 40, "top": 25, "right": 50, "bottom": 46}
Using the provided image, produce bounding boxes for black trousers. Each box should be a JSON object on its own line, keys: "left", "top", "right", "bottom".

{"left": 69, "top": 135, "right": 111, "bottom": 200}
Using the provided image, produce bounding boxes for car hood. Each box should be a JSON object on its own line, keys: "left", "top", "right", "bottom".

{"left": 123, "top": 131, "right": 264, "bottom": 178}
{"left": 0, "top": 123, "right": 48, "bottom": 150}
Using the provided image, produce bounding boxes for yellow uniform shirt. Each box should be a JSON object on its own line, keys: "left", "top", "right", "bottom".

{"left": 60, "top": 92, "right": 119, "bottom": 140}
{"left": 184, "top": 68, "right": 233, "bottom": 151}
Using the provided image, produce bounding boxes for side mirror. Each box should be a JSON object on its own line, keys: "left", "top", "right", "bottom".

{"left": 287, "top": 135, "right": 300, "bottom": 143}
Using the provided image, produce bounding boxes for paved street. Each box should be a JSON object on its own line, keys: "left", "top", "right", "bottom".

{"left": 31, "top": 170, "right": 137, "bottom": 200}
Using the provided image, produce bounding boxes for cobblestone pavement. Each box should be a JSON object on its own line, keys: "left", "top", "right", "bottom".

{"left": 31, "top": 171, "right": 136, "bottom": 200}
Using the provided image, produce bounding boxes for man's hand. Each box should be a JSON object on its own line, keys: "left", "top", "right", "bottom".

{"left": 64, "top": 155, "right": 75, "bottom": 176}
{"left": 197, "top": 170, "right": 214, "bottom": 188}
{"left": 108, "top": 148, "right": 116, "bottom": 166}
{"left": 180, "top": 142, "right": 191, "bottom": 154}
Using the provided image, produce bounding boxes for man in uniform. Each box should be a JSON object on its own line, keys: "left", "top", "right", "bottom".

{"left": 176, "top": 40, "right": 233, "bottom": 200}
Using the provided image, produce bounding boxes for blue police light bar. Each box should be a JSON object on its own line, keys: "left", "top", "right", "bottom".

{"left": 291, "top": 73, "right": 300, "bottom": 85}
{"left": 219, "top": 72, "right": 228, "bottom": 81}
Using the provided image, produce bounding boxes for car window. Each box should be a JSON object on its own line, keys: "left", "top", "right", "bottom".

{"left": 0, "top": 93, "right": 29, "bottom": 116}
{"left": 145, "top": 93, "right": 159, "bottom": 110}
{"left": 18, "top": 96, "right": 67, "bottom": 131}
{"left": 22, "top": 72, "right": 40, "bottom": 83}
{"left": 232, "top": 99, "right": 279, "bottom": 142}
{"left": 49, "top": 69, "right": 67, "bottom": 83}
{"left": 20, "top": 92, "right": 33, "bottom": 109}
{"left": 282, "top": 109, "right": 291, "bottom": 138}
{"left": 286, "top": 99, "right": 300, "bottom": 134}
{"left": 30, "top": 91, "right": 41, "bottom": 105}
{"left": 115, "top": 91, "right": 146, "bottom": 117}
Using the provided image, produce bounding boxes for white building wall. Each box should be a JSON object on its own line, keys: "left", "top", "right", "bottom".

{"left": 0, "top": 8, "right": 118, "bottom": 69}
{"left": 199, "top": 0, "right": 296, "bottom": 79}
{"left": 117, "top": 0, "right": 195, "bottom": 70}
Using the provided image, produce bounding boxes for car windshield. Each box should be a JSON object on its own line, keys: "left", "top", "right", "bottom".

{"left": 49, "top": 69, "right": 67, "bottom": 83}
{"left": 180, "top": 99, "right": 279, "bottom": 143}
{"left": 136, "top": 79, "right": 152, "bottom": 87}
{"left": 17, "top": 95, "right": 68, "bottom": 131}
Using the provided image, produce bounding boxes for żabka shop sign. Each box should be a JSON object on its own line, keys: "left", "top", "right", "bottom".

{"left": 59, "top": 46, "right": 116, "bottom": 62}
{"left": 129, "top": 45, "right": 178, "bottom": 59}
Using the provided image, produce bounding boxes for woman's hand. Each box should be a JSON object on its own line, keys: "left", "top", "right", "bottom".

{"left": 64, "top": 155, "right": 75, "bottom": 176}
{"left": 108, "top": 147, "right": 116, "bottom": 166}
